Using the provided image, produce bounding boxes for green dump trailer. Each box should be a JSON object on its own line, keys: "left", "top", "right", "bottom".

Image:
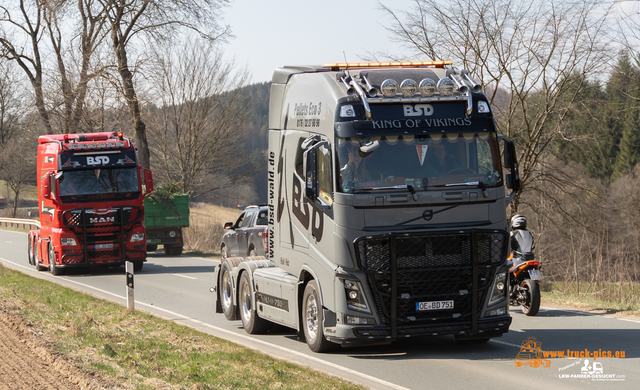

{"left": 143, "top": 194, "right": 189, "bottom": 256}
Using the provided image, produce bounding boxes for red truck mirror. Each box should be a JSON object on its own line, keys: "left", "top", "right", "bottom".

{"left": 43, "top": 172, "right": 53, "bottom": 199}
{"left": 141, "top": 168, "right": 154, "bottom": 196}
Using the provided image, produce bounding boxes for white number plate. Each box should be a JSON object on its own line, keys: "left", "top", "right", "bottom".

{"left": 95, "top": 243, "right": 114, "bottom": 250}
{"left": 529, "top": 269, "right": 542, "bottom": 281}
{"left": 416, "top": 300, "right": 454, "bottom": 311}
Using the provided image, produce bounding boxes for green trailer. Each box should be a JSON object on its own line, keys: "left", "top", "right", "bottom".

{"left": 143, "top": 194, "right": 189, "bottom": 256}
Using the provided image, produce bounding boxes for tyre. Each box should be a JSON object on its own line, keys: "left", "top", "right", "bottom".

{"left": 49, "top": 243, "right": 61, "bottom": 276}
{"left": 28, "top": 236, "right": 34, "bottom": 265}
{"left": 302, "top": 280, "right": 335, "bottom": 353}
{"left": 34, "top": 241, "right": 46, "bottom": 271}
{"left": 146, "top": 244, "right": 158, "bottom": 252}
{"left": 134, "top": 261, "right": 143, "bottom": 272}
{"left": 248, "top": 246, "right": 256, "bottom": 257}
{"left": 219, "top": 259, "right": 237, "bottom": 320}
{"left": 520, "top": 279, "right": 540, "bottom": 316}
{"left": 238, "top": 272, "right": 269, "bottom": 334}
{"left": 164, "top": 245, "right": 183, "bottom": 256}
{"left": 221, "top": 244, "right": 228, "bottom": 260}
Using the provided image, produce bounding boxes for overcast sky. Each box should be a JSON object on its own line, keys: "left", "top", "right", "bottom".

{"left": 223, "top": 0, "right": 412, "bottom": 83}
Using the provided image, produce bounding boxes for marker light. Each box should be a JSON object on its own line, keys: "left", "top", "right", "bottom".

{"left": 381, "top": 79, "right": 399, "bottom": 98}
{"left": 437, "top": 78, "right": 455, "bottom": 96}
{"left": 419, "top": 78, "right": 437, "bottom": 96}
{"left": 117, "top": 132, "right": 124, "bottom": 140}
{"left": 478, "top": 101, "right": 491, "bottom": 113}
{"left": 340, "top": 105, "right": 356, "bottom": 117}
{"left": 400, "top": 79, "right": 418, "bottom": 97}
{"left": 63, "top": 135, "right": 69, "bottom": 143}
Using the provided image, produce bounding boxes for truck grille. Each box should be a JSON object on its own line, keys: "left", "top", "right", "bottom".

{"left": 61, "top": 207, "right": 143, "bottom": 264}
{"left": 355, "top": 230, "right": 508, "bottom": 333}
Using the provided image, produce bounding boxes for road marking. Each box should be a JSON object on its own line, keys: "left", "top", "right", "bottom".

{"left": 489, "top": 339, "right": 521, "bottom": 349}
{"left": 0, "top": 255, "right": 411, "bottom": 390}
{"left": 172, "top": 273, "right": 198, "bottom": 280}
{"left": 5, "top": 241, "right": 12, "bottom": 244}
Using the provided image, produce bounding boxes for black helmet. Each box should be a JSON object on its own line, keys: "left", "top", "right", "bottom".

{"left": 511, "top": 214, "right": 527, "bottom": 230}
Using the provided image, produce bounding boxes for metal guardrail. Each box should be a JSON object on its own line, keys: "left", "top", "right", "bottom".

{"left": 0, "top": 217, "right": 41, "bottom": 230}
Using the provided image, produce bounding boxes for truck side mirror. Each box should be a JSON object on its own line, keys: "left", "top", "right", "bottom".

{"left": 141, "top": 168, "right": 154, "bottom": 196}
{"left": 498, "top": 135, "right": 520, "bottom": 203}
{"left": 303, "top": 146, "right": 318, "bottom": 200}
{"left": 43, "top": 172, "right": 52, "bottom": 199}
{"left": 224, "top": 222, "right": 233, "bottom": 230}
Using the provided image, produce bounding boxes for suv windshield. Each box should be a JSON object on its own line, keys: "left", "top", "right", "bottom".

{"left": 337, "top": 133, "right": 502, "bottom": 193}
{"left": 59, "top": 168, "right": 139, "bottom": 200}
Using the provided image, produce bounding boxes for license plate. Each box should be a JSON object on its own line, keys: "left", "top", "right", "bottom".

{"left": 95, "top": 243, "right": 113, "bottom": 250}
{"left": 416, "top": 300, "right": 454, "bottom": 311}
{"left": 146, "top": 238, "right": 161, "bottom": 244}
{"left": 529, "top": 269, "right": 542, "bottom": 281}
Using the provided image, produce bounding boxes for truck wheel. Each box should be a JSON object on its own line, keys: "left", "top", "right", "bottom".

{"left": 34, "top": 242, "right": 45, "bottom": 272}
{"left": 164, "top": 245, "right": 183, "bottom": 256}
{"left": 239, "top": 272, "right": 269, "bottom": 334}
{"left": 28, "top": 236, "right": 34, "bottom": 265}
{"left": 134, "top": 261, "right": 143, "bottom": 272}
{"left": 49, "top": 243, "right": 61, "bottom": 276}
{"left": 146, "top": 244, "right": 158, "bottom": 252}
{"left": 521, "top": 279, "right": 540, "bottom": 316}
{"left": 248, "top": 246, "right": 256, "bottom": 257}
{"left": 221, "top": 244, "right": 228, "bottom": 260}
{"left": 220, "top": 260, "right": 237, "bottom": 320}
{"left": 302, "top": 280, "right": 335, "bottom": 353}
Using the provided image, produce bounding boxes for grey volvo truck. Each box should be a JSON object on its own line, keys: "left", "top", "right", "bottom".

{"left": 214, "top": 61, "right": 520, "bottom": 352}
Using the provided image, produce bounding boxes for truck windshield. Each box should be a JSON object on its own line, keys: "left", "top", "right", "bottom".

{"left": 337, "top": 133, "right": 502, "bottom": 193}
{"left": 58, "top": 168, "right": 139, "bottom": 200}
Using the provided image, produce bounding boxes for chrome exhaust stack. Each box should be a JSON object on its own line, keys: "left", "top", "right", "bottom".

{"left": 446, "top": 69, "right": 469, "bottom": 94}
{"left": 337, "top": 72, "right": 355, "bottom": 95}
{"left": 359, "top": 72, "right": 379, "bottom": 97}
{"left": 460, "top": 69, "right": 482, "bottom": 93}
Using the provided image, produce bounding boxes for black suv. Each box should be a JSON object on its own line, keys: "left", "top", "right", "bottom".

{"left": 220, "top": 205, "right": 268, "bottom": 259}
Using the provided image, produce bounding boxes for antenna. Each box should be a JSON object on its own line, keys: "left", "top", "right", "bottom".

{"left": 343, "top": 51, "right": 348, "bottom": 63}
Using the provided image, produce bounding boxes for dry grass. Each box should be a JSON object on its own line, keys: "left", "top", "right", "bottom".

{"left": 0, "top": 266, "right": 365, "bottom": 390}
{"left": 183, "top": 203, "right": 241, "bottom": 255}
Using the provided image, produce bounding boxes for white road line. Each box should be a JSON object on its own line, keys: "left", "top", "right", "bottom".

{"left": 172, "top": 273, "right": 198, "bottom": 280}
{"left": 489, "top": 339, "right": 522, "bottom": 349}
{"left": 5, "top": 241, "right": 12, "bottom": 243}
{"left": 0, "top": 255, "right": 411, "bottom": 390}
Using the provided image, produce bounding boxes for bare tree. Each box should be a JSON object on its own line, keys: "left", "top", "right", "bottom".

{"left": 0, "top": 60, "right": 27, "bottom": 144}
{"left": 379, "top": 0, "right": 615, "bottom": 211}
{"left": 0, "top": 135, "right": 37, "bottom": 217}
{"left": 0, "top": 0, "right": 109, "bottom": 134}
{"left": 99, "top": 0, "right": 231, "bottom": 168}
{"left": 146, "top": 39, "right": 256, "bottom": 198}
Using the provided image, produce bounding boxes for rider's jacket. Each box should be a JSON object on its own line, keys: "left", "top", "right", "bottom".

{"left": 511, "top": 229, "right": 535, "bottom": 254}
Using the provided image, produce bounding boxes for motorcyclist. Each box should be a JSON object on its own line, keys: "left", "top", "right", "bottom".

{"left": 510, "top": 214, "right": 535, "bottom": 261}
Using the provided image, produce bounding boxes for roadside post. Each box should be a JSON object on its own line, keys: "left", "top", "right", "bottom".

{"left": 126, "top": 261, "right": 134, "bottom": 310}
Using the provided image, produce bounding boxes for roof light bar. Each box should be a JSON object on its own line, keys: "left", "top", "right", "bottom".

{"left": 323, "top": 60, "right": 452, "bottom": 69}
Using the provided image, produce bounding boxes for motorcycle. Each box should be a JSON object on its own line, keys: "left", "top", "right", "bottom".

{"left": 508, "top": 251, "right": 542, "bottom": 316}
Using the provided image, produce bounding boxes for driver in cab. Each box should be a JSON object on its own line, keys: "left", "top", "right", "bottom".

{"left": 427, "top": 143, "right": 460, "bottom": 175}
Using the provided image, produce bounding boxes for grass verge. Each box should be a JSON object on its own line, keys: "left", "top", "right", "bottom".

{"left": 0, "top": 265, "right": 364, "bottom": 390}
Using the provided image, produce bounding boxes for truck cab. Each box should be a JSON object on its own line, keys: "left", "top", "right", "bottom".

{"left": 215, "top": 61, "right": 520, "bottom": 352}
{"left": 28, "top": 132, "right": 153, "bottom": 275}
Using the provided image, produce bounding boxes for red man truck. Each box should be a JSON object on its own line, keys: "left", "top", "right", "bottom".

{"left": 27, "top": 132, "right": 154, "bottom": 275}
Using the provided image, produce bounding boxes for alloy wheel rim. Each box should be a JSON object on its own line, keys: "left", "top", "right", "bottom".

{"left": 305, "top": 294, "right": 319, "bottom": 340}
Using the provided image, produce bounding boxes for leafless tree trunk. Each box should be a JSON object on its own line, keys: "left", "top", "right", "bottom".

{"left": 100, "top": 0, "right": 231, "bottom": 169}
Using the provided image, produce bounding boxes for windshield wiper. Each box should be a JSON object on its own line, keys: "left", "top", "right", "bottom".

{"left": 354, "top": 184, "right": 418, "bottom": 201}
{"left": 430, "top": 181, "right": 489, "bottom": 198}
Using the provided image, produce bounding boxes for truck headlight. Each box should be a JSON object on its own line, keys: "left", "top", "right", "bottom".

{"left": 60, "top": 238, "right": 77, "bottom": 246}
{"left": 489, "top": 271, "right": 507, "bottom": 306}
{"left": 130, "top": 233, "right": 145, "bottom": 242}
{"left": 341, "top": 278, "right": 371, "bottom": 313}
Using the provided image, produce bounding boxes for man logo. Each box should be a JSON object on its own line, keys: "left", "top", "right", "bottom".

{"left": 87, "top": 156, "right": 110, "bottom": 165}
{"left": 403, "top": 104, "right": 434, "bottom": 117}
{"left": 90, "top": 217, "right": 115, "bottom": 223}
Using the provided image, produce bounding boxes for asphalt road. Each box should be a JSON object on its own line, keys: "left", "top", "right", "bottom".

{"left": 1, "top": 229, "right": 638, "bottom": 390}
